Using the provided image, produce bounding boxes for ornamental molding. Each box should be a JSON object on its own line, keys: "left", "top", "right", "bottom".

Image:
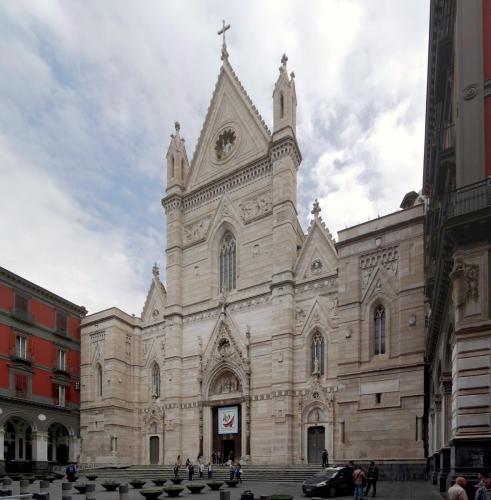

{"left": 238, "top": 192, "right": 272, "bottom": 223}
{"left": 450, "top": 259, "right": 479, "bottom": 306}
{"left": 360, "top": 245, "right": 399, "bottom": 291}
{"left": 183, "top": 216, "right": 212, "bottom": 246}
{"left": 182, "top": 157, "right": 271, "bottom": 214}
{"left": 463, "top": 84, "right": 478, "bottom": 100}
{"left": 271, "top": 137, "right": 302, "bottom": 166}
{"left": 161, "top": 195, "right": 182, "bottom": 214}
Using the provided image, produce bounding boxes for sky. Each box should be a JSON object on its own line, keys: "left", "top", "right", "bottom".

{"left": 0, "top": 0, "right": 430, "bottom": 315}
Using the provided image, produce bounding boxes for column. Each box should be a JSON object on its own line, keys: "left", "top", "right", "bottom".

{"left": 31, "top": 431, "right": 49, "bottom": 473}
{"left": 442, "top": 379, "right": 452, "bottom": 446}
{"left": 434, "top": 400, "right": 442, "bottom": 452}
{"left": 69, "top": 436, "right": 80, "bottom": 463}
{"left": 0, "top": 425, "right": 5, "bottom": 475}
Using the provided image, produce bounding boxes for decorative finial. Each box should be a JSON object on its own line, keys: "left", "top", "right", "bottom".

{"left": 281, "top": 53, "right": 288, "bottom": 67}
{"left": 218, "top": 20, "right": 231, "bottom": 61}
{"left": 174, "top": 121, "right": 180, "bottom": 133}
{"left": 311, "top": 198, "right": 321, "bottom": 217}
{"left": 152, "top": 262, "right": 159, "bottom": 278}
{"left": 290, "top": 71, "right": 295, "bottom": 80}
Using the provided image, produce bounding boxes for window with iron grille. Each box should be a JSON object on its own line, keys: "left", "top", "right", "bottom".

{"left": 15, "top": 374, "right": 28, "bottom": 398}
{"left": 56, "top": 312, "right": 68, "bottom": 334}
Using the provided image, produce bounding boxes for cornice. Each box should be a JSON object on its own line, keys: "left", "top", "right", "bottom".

{"left": 271, "top": 136, "right": 302, "bottom": 165}
{"left": 0, "top": 267, "right": 87, "bottom": 316}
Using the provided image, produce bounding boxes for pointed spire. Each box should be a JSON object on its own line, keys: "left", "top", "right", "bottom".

{"left": 273, "top": 53, "right": 297, "bottom": 137}
{"left": 311, "top": 199, "right": 321, "bottom": 218}
{"left": 166, "top": 121, "right": 189, "bottom": 192}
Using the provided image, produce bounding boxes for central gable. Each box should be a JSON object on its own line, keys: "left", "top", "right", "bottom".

{"left": 186, "top": 61, "right": 271, "bottom": 192}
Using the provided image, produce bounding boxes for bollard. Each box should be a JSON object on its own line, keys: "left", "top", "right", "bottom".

{"left": 20, "top": 479, "right": 30, "bottom": 495}
{"left": 220, "top": 490, "right": 231, "bottom": 500}
{"left": 2, "top": 479, "right": 12, "bottom": 487}
{"left": 118, "top": 483, "right": 129, "bottom": 500}
{"left": 85, "top": 483, "right": 96, "bottom": 500}
{"left": 40, "top": 480, "right": 50, "bottom": 491}
{"left": 62, "top": 481, "right": 72, "bottom": 500}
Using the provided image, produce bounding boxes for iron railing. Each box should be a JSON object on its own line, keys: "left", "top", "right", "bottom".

{"left": 449, "top": 178, "right": 491, "bottom": 218}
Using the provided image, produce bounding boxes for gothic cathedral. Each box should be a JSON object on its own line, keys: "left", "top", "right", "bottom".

{"left": 80, "top": 41, "right": 426, "bottom": 475}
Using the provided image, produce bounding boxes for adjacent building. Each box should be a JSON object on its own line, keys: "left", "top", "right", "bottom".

{"left": 424, "top": 0, "right": 491, "bottom": 491}
{"left": 0, "top": 267, "right": 86, "bottom": 474}
{"left": 80, "top": 43, "right": 427, "bottom": 477}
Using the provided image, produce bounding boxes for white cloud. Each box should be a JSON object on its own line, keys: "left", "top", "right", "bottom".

{"left": 0, "top": 0, "right": 430, "bottom": 312}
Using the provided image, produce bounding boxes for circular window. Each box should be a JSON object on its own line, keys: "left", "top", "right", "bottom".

{"left": 214, "top": 127, "right": 237, "bottom": 162}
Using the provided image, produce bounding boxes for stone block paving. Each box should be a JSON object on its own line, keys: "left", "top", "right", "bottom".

{"left": 8, "top": 479, "right": 442, "bottom": 500}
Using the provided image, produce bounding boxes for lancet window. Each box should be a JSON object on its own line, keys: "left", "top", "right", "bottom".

{"left": 311, "top": 331, "right": 325, "bottom": 375}
{"left": 219, "top": 231, "right": 236, "bottom": 291}
{"left": 374, "top": 305, "right": 386, "bottom": 355}
{"left": 96, "top": 363, "right": 103, "bottom": 398}
{"left": 152, "top": 363, "right": 161, "bottom": 398}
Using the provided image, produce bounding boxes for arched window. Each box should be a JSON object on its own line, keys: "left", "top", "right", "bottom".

{"left": 311, "top": 331, "right": 325, "bottom": 375}
{"left": 171, "top": 155, "right": 175, "bottom": 177}
{"left": 219, "top": 231, "right": 236, "bottom": 291}
{"left": 96, "top": 364, "right": 103, "bottom": 398}
{"left": 152, "top": 363, "right": 160, "bottom": 398}
{"left": 280, "top": 93, "right": 285, "bottom": 118}
{"left": 374, "top": 305, "right": 386, "bottom": 355}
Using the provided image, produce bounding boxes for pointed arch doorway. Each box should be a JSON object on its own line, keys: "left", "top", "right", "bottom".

{"left": 203, "top": 368, "right": 246, "bottom": 463}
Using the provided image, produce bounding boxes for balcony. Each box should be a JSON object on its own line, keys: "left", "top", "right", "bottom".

{"left": 9, "top": 346, "right": 33, "bottom": 366}
{"left": 10, "top": 307, "right": 34, "bottom": 325}
{"left": 52, "top": 362, "right": 71, "bottom": 378}
{"left": 448, "top": 179, "right": 491, "bottom": 218}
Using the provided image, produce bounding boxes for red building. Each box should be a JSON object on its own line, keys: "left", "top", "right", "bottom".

{"left": 0, "top": 267, "right": 86, "bottom": 474}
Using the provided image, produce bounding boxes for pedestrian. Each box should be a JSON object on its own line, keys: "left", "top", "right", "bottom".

{"left": 475, "top": 476, "right": 491, "bottom": 500}
{"left": 199, "top": 462, "right": 204, "bottom": 479}
{"left": 174, "top": 455, "right": 182, "bottom": 478}
{"left": 187, "top": 461, "right": 194, "bottom": 482}
{"left": 365, "top": 461, "right": 379, "bottom": 497}
{"left": 352, "top": 465, "right": 366, "bottom": 500}
{"left": 207, "top": 462, "right": 213, "bottom": 480}
{"left": 229, "top": 462, "right": 235, "bottom": 481}
{"left": 235, "top": 463, "right": 243, "bottom": 484}
{"left": 448, "top": 477, "right": 469, "bottom": 500}
{"left": 217, "top": 451, "right": 221, "bottom": 464}
{"left": 321, "top": 449, "right": 329, "bottom": 468}
{"left": 475, "top": 472, "right": 488, "bottom": 492}
{"left": 211, "top": 451, "right": 216, "bottom": 465}
{"left": 65, "top": 462, "right": 77, "bottom": 482}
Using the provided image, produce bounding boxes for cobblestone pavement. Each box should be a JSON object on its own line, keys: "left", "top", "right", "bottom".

{"left": 6, "top": 479, "right": 442, "bottom": 500}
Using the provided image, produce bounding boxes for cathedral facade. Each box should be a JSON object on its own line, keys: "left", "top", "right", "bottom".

{"left": 80, "top": 48, "right": 426, "bottom": 474}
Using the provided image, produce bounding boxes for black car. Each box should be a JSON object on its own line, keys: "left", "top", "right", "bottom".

{"left": 302, "top": 466, "right": 353, "bottom": 498}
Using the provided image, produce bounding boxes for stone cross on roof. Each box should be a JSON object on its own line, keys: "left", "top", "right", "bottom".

{"left": 311, "top": 199, "right": 321, "bottom": 217}
{"left": 218, "top": 20, "right": 231, "bottom": 60}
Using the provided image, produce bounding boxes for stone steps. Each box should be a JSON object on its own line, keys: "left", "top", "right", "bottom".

{"left": 79, "top": 464, "right": 323, "bottom": 483}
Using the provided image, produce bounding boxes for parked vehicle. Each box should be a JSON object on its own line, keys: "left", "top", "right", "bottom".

{"left": 302, "top": 466, "right": 353, "bottom": 498}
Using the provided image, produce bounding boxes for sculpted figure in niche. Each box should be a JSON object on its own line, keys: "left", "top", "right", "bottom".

{"left": 212, "top": 373, "right": 241, "bottom": 395}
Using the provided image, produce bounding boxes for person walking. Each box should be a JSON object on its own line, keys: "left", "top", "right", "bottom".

{"left": 207, "top": 462, "right": 213, "bottom": 480}
{"left": 352, "top": 466, "right": 366, "bottom": 500}
{"left": 187, "top": 460, "right": 194, "bottom": 482}
{"left": 235, "top": 463, "right": 243, "bottom": 483}
{"left": 211, "top": 452, "right": 216, "bottom": 465}
{"left": 321, "top": 449, "right": 329, "bottom": 468}
{"left": 475, "top": 476, "right": 491, "bottom": 500}
{"left": 365, "top": 461, "right": 379, "bottom": 497}
{"left": 448, "top": 477, "right": 469, "bottom": 500}
{"left": 199, "top": 462, "right": 204, "bottom": 479}
{"left": 229, "top": 462, "right": 235, "bottom": 481}
{"left": 174, "top": 455, "right": 182, "bottom": 478}
{"left": 65, "top": 462, "right": 77, "bottom": 482}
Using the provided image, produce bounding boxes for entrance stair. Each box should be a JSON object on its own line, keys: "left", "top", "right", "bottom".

{"left": 79, "top": 464, "right": 324, "bottom": 483}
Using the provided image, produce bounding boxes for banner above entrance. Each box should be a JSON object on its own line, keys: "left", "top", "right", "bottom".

{"left": 218, "top": 406, "right": 238, "bottom": 434}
